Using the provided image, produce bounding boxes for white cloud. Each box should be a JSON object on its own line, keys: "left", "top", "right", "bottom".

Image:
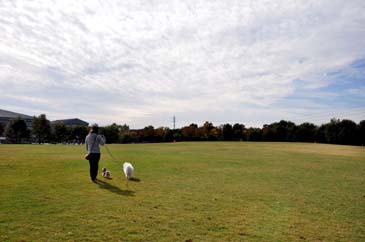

{"left": 0, "top": 0, "right": 364, "bottom": 128}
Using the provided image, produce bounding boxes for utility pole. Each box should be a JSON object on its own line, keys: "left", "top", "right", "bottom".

{"left": 173, "top": 115, "right": 176, "bottom": 130}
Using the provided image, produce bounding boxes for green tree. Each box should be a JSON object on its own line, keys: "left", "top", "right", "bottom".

{"left": 172, "top": 130, "right": 182, "bottom": 142}
{"left": 209, "top": 127, "right": 220, "bottom": 141}
{"left": 5, "top": 117, "right": 29, "bottom": 143}
{"left": 101, "top": 123, "right": 120, "bottom": 143}
{"left": 246, "top": 128, "right": 262, "bottom": 141}
{"left": 119, "top": 124, "right": 129, "bottom": 132}
{"left": 71, "top": 125, "right": 88, "bottom": 143}
{"left": 315, "top": 124, "right": 328, "bottom": 143}
{"left": 262, "top": 120, "right": 296, "bottom": 142}
{"left": 262, "top": 124, "right": 275, "bottom": 141}
{"left": 53, "top": 122, "right": 68, "bottom": 143}
{"left": 325, "top": 118, "right": 340, "bottom": 144}
{"left": 163, "top": 128, "right": 174, "bottom": 142}
{"left": 140, "top": 125, "right": 155, "bottom": 142}
{"left": 118, "top": 124, "right": 132, "bottom": 143}
{"left": 232, "top": 123, "right": 245, "bottom": 141}
{"left": 358, "top": 120, "right": 365, "bottom": 145}
{"left": 0, "top": 122, "right": 5, "bottom": 136}
{"left": 337, "top": 119, "right": 357, "bottom": 145}
{"left": 295, "top": 122, "right": 317, "bottom": 142}
{"left": 222, "top": 124, "right": 233, "bottom": 141}
{"left": 32, "top": 114, "right": 51, "bottom": 144}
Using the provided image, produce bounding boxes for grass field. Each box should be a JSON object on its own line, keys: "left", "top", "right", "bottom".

{"left": 0, "top": 142, "right": 364, "bottom": 242}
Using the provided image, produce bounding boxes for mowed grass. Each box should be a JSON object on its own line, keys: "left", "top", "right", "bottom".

{"left": 0, "top": 142, "right": 364, "bottom": 242}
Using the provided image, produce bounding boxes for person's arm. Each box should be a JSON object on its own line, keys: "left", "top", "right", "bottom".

{"left": 85, "top": 135, "right": 89, "bottom": 152}
{"left": 98, "top": 135, "right": 106, "bottom": 145}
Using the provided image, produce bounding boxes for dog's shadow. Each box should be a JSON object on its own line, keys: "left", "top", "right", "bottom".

{"left": 96, "top": 179, "right": 135, "bottom": 196}
{"left": 129, "top": 177, "right": 141, "bottom": 182}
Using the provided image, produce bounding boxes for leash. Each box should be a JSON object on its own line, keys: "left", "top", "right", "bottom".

{"left": 104, "top": 144, "right": 120, "bottom": 164}
{"left": 103, "top": 143, "right": 130, "bottom": 188}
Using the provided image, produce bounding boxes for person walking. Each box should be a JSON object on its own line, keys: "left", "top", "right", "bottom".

{"left": 85, "top": 125, "right": 105, "bottom": 182}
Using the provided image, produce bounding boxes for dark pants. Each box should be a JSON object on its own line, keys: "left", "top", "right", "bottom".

{"left": 88, "top": 153, "right": 101, "bottom": 181}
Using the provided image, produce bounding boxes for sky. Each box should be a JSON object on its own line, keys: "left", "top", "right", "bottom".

{"left": 0, "top": 0, "right": 364, "bottom": 128}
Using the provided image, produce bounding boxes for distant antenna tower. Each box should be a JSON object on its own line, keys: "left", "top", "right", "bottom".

{"left": 173, "top": 115, "right": 176, "bottom": 130}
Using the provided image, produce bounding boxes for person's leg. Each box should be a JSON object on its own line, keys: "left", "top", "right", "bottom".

{"left": 88, "top": 154, "right": 98, "bottom": 181}
{"left": 88, "top": 159, "right": 95, "bottom": 181}
{"left": 89, "top": 160, "right": 96, "bottom": 181}
{"left": 94, "top": 153, "right": 100, "bottom": 180}
{"left": 90, "top": 153, "right": 101, "bottom": 181}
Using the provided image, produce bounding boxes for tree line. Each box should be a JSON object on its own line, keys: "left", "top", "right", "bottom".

{"left": 0, "top": 114, "right": 88, "bottom": 144}
{"left": 1, "top": 114, "right": 364, "bottom": 146}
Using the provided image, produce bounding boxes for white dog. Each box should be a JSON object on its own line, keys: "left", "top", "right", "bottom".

{"left": 123, "top": 162, "right": 134, "bottom": 180}
{"left": 101, "top": 167, "right": 111, "bottom": 178}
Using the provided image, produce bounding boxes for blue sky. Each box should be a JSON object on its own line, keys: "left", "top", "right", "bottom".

{"left": 0, "top": 0, "right": 364, "bottom": 128}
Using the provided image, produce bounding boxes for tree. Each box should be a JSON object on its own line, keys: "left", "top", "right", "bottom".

{"left": 32, "top": 114, "right": 51, "bottom": 144}
{"left": 222, "top": 124, "right": 233, "bottom": 141}
{"left": 232, "top": 123, "right": 245, "bottom": 141}
{"left": 295, "top": 122, "right": 317, "bottom": 142}
{"left": 173, "top": 130, "right": 182, "bottom": 142}
{"left": 314, "top": 119, "right": 360, "bottom": 145}
{"left": 315, "top": 124, "right": 328, "bottom": 143}
{"left": 358, "top": 120, "right": 365, "bottom": 145}
{"left": 5, "top": 117, "right": 29, "bottom": 143}
{"left": 262, "top": 124, "right": 275, "bottom": 141}
{"left": 199, "top": 121, "right": 214, "bottom": 140}
{"left": 120, "top": 130, "right": 138, "bottom": 143}
{"left": 180, "top": 123, "right": 199, "bottom": 141}
{"left": 246, "top": 128, "right": 262, "bottom": 141}
{"left": 324, "top": 118, "right": 341, "bottom": 144}
{"left": 53, "top": 122, "right": 68, "bottom": 143}
{"left": 101, "top": 123, "right": 120, "bottom": 143}
{"left": 281, "top": 120, "right": 296, "bottom": 141}
{"left": 262, "top": 120, "right": 296, "bottom": 142}
{"left": 209, "top": 127, "right": 221, "bottom": 141}
{"left": 140, "top": 125, "right": 155, "bottom": 142}
{"left": 163, "top": 128, "right": 175, "bottom": 142}
{"left": 273, "top": 120, "right": 296, "bottom": 141}
{"left": 0, "top": 122, "right": 5, "bottom": 136}
{"left": 337, "top": 119, "right": 357, "bottom": 145}
{"left": 154, "top": 127, "right": 167, "bottom": 142}
{"left": 71, "top": 125, "right": 88, "bottom": 143}
{"left": 119, "top": 124, "right": 130, "bottom": 133}
{"left": 119, "top": 124, "right": 135, "bottom": 143}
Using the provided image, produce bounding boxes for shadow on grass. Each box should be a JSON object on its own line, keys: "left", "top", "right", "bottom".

{"left": 129, "top": 177, "right": 141, "bottom": 182}
{"left": 96, "top": 179, "right": 135, "bottom": 196}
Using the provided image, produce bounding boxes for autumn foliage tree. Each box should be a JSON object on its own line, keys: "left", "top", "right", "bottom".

{"left": 3, "top": 114, "right": 364, "bottom": 146}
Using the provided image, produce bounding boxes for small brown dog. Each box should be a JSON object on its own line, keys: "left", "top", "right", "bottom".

{"left": 101, "top": 167, "right": 111, "bottom": 178}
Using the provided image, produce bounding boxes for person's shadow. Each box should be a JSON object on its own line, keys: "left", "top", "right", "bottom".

{"left": 96, "top": 179, "right": 135, "bottom": 196}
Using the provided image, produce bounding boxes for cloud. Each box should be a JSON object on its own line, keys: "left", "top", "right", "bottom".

{"left": 0, "top": 0, "right": 364, "bottom": 127}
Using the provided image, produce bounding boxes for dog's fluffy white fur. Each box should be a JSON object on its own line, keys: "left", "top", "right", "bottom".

{"left": 101, "top": 167, "right": 111, "bottom": 178}
{"left": 123, "top": 162, "right": 134, "bottom": 179}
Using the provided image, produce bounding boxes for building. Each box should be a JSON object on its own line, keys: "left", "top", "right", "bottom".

{"left": 51, "top": 118, "right": 89, "bottom": 127}
{"left": 0, "top": 109, "right": 34, "bottom": 129}
{"left": 0, "top": 109, "right": 34, "bottom": 143}
{"left": 0, "top": 109, "right": 89, "bottom": 143}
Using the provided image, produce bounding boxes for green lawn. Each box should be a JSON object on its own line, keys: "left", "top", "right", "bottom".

{"left": 0, "top": 142, "right": 364, "bottom": 241}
